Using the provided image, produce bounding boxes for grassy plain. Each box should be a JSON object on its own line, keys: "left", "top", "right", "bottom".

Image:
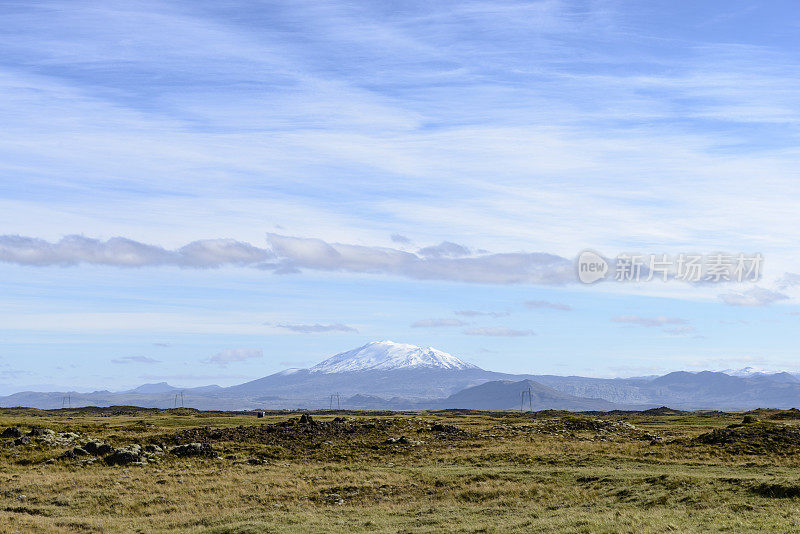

{"left": 2, "top": 407, "right": 800, "bottom": 533}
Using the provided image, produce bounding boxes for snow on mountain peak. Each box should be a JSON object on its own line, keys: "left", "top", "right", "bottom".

{"left": 722, "top": 366, "right": 773, "bottom": 377}
{"left": 309, "top": 341, "right": 480, "bottom": 373}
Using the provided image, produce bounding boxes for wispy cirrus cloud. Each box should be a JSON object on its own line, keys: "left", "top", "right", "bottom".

{"left": 613, "top": 315, "right": 702, "bottom": 337}
{"left": 5, "top": 0, "right": 800, "bottom": 387}
{"left": 274, "top": 323, "right": 358, "bottom": 333}
{"left": 410, "top": 318, "right": 467, "bottom": 328}
{"left": 612, "top": 315, "right": 688, "bottom": 327}
{"left": 524, "top": 300, "right": 572, "bottom": 311}
{"left": 205, "top": 348, "right": 263, "bottom": 366}
{"left": 455, "top": 310, "right": 510, "bottom": 318}
{"left": 663, "top": 325, "right": 698, "bottom": 336}
{"left": 464, "top": 327, "right": 535, "bottom": 337}
{"left": 138, "top": 373, "right": 248, "bottom": 382}
{"left": 719, "top": 286, "right": 789, "bottom": 307}
{"left": 111, "top": 355, "right": 161, "bottom": 364}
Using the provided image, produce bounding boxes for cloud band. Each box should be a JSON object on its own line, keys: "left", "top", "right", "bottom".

{"left": 0, "top": 233, "right": 574, "bottom": 285}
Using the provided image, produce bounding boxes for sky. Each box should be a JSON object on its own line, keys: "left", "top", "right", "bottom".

{"left": 2, "top": 0, "right": 800, "bottom": 392}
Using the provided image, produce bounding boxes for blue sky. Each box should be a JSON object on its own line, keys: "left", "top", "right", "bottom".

{"left": 2, "top": 0, "right": 800, "bottom": 392}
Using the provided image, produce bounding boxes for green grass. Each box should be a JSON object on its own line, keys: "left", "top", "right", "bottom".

{"left": 2, "top": 408, "right": 800, "bottom": 532}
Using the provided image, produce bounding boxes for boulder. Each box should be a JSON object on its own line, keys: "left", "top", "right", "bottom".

{"left": 1, "top": 427, "right": 22, "bottom": 438}
{"left": 298, "top": 414, "right": 316, "bottom": 426}
{"left": 83, "top": 440, "right": 113, "bottom": 456}
{"left": 105, "top": 445, "right": 142, "bottom": 466}
{"left": 170, "top": 442, "right": 214, "bottom": 458}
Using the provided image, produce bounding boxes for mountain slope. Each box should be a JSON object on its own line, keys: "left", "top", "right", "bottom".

{"left": 309, "top": 341, "right": 480, "bottom": 373}
{"left": 224, "top": 341, "right": 491, "bottom": 401}
{"left": 225, "top": 367, "right": 502, "bottom": 401}
{"left": 434, "top": 379, "right": 619, "bottom": 410}
{"left": 127, "top": 382, "right": 177, "bottom": 394}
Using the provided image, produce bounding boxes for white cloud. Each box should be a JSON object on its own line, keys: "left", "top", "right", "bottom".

{"left": 719, "top": 286, "right": 789, "bottom": 307}
{"left": 177, "top": 239, "right": 273, "bottom": 268}
{"left": 777, "top": 273, "right": 800, "bottom": 289}
{"left": 417, "top": 241, "right": 470, "bottom": 259}
{"left": 0, "top": 235, "right": 272, "bottom": 268}
{"left": 205, "top": 348, "right": 263, "bottom": 366}
{"left": 0, "top": 233, "right": 578, "bottom": 285}
{"left": 265, "top": 234, "right": 573, "bottom": 285}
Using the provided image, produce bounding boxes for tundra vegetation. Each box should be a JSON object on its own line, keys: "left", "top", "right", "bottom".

{"left": 2, "top": 407, "right": 800, "bottom": 533}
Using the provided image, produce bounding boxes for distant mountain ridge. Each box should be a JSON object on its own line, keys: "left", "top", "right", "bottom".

{"left": 127, "top": 382, "right": 178, "bottom": 394}
{"left": 531, "top": 371, "right": 800, "bottom": 409}
{"left": 3, "top": 342, "right": 800, "bottom": 411}
{"left": 433, "top": 379, "right": 617, "bottom": 411}
{"left": 722, "top": 366, "right": 799, "bottom": 379}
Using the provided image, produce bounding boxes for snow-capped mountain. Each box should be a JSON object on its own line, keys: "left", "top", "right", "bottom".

{"left": 309, "top": 341, "right": 481, "bottom": 373}
{"left": 722, "top": 366, "right": 777, "bottom": 377}
{"left": 12, "top": 342, "right": 800, "bottom": 409}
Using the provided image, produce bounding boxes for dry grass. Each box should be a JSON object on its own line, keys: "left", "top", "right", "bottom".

{"left": 2, "top": 408, "right": 800, "bottom": 532}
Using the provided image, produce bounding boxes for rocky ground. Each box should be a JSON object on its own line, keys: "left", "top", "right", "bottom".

{"left": 691, "top": 417, "right": 800, "bottom": 454}
{"left": 1, "top": 424, "right": 216, "bottom": 467}
{"left": 2, "top": 408, "right": 800, "bottom": 532}
{"left": 168, "top": 414, "right": 470, "bottom": 445}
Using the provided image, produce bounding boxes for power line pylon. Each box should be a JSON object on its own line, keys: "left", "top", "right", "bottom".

{"left": 520, "top": 386, "right": 533, "bottom": 411}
